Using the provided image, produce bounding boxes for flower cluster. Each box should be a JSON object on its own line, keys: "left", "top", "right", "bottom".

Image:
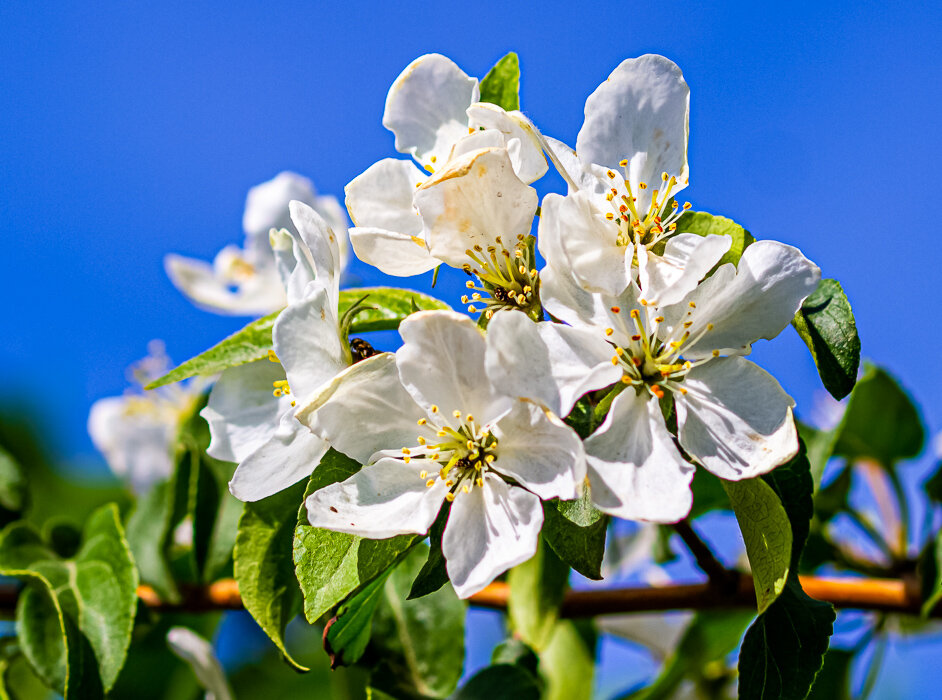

{"left": 107, "top": 53, "right": 821, "bottom": 599}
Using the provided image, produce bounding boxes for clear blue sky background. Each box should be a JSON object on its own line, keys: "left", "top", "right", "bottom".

{"left": 2, "top": 1, "right": 941, "bottom": 696}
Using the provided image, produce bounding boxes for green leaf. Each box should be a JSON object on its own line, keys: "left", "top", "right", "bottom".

{"left": 325, "top": 570, "right": 393, "bottom": 668}
{"left": 507, "top": 538, "right": 569, "bottom": 651}
{"left": 540, "top": 620, "right": 595, "bottom": 700}
{"left": 370, "top": 546, "right": 466, "bottom": 698}
{"left": 479, "top": 53, "right": 520, "bottom": 111}
{"left": 797, "top": 421, "right": 841, "bottom": 490}
{"left": 738, "top": 579, "right": 835, "bottom": 700}
{"left": 407, "top": 508, "right": 449, "bottom": 600}
{"left": 628, "top": 610, "right": 754, "bottom": 700}
{"left": 723, "top": 478, "right": 791, "bottom": 613}
{"left": 919, "top": 533, "right": 942, "bottom": 616}
{"left": 234, "top": 479, "right": 308, "bottom": 671}
{"left": 761, "top": 440, "right": 814, "bottom": 572}
{"left": 341, "top": 287, "right": 451, "bottom": 334}
{"left": 688, "top": 469, "right": 730, "bottom": 519}
{"left": 673, "top": 211, "right": 755, "bottom": 268}
{"left": 791, "top": 279, "right": 860, "bottom": 400}
{"left": 832, "top": 364, "right": 925, "bottom": 468}
{"left": 0, "top": 504, "right": 138, "bottom": 695}
{"left": 293, "top": 450, "right": 417, "bottom": 623}
{"left": 925, "top": 461, "right": 942, "bottom": 503}
{"left": 125, "top": 478, "right": 180, "bottom": 602}
{"left": 452, "top": 664, "right": 541, "bottom": 700}
{"left": 146, "top": 310, "right": 280, "bottom": 389}
{"left": 542, "top": 490, "right": 608, "bottom": 580}
{"left": 806, "top": 648, "right": 853, "bottom": 700}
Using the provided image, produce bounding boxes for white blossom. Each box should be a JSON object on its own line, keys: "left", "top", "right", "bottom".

{"left": 165, "top": 172, "right": 349, "bottom": 316}
{"left": 345, "top": 54, "right": 546, "bottom": 278}
{"left": 88, "top": 341, "right": 202, "bottom": 493}
{"left": 492, "top": 240, "right": 821, "bottom": 522}
{"left": 297, "top": 310, "right": 584, "bottom": 598}
{"left": 202, "top": 201, "right": 352, "bottom": 501}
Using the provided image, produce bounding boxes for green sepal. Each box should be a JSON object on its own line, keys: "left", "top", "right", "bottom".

{"left": 791, "top": 279, "right": 860, "bottom": 400}
{"left": 479, "top": 53, "right": 520, "bottom": 112}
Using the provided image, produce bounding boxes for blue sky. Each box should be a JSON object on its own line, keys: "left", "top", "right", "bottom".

{"left": 2, "top": 1, "right": 941, "bottom": 694}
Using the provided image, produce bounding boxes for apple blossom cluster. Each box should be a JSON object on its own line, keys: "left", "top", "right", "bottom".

{"left": 93, "top": 53, "right": 821, "bottom": 600}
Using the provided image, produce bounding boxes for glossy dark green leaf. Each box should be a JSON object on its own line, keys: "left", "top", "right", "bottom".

{"left": 325, "top": 571, "right": 392, "bottom": 669}
{"left": 542, "top": 490, "right": 608, "bottom": 580}
{"left": 407, "top": 507, "right": 449, "bottom": 600}
{"left": 806, "top": 648, "right": 853, "bottom": 700}
{"left": 791, "top": 279, "right": 860, "bottom": 400}
{"left": 738, "top": 579, "right": 835, "bottom": 700}
{"left": 508, "top": 539, "right": 569, "bottom": 650}
{"left": 479, "top": 53, "right": 520, "bottom": 111}
{"left": 762, "top": 440, "right": 813, "bottom": 571}
{"left": 234, "top": 480, "right": 308, "bottom": 670}
{"left": 293, "top": 450, "right": 417, "bottom": 623}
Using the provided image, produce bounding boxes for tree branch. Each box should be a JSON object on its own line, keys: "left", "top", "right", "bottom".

{"left": 0, "top": 575, "right": 929, "bottom": 618}
{"left": 671, "top": 519, "right": 738, "bottom": 592}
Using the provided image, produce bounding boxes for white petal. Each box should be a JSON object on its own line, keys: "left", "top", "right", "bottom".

{"left": 443, "top": 474, "right": 543, "bottom": 598}
{"left": 554, "top": 190, "right": 632, "bottom": 296}
{"left": 676, "top": 356, "right": 798, "bottom": 480}
{"left": 271, "top": 285, "right": 347, "bottom": 400}
{"left": 415, "top": 147, "right": 538, "bottom": 269}
{"left": 344, "top": 158, "right": 426, "bottom": 233}
{"left": 449, "top": 128, "right": 506, "bottom": 160}
{"left": 383, "top": 54, "right": 479, "bottom": 166}
{"left": 229, "top": 411, "right": 330, "bottom": 502}
{"left": 296, "top": 353, "right": 429, "bottom": 465}
{"left": 166, "top": 627, "right": 234, "bottom": 700}
{"left": 164, "top": 253, "right": 286, "bottom": 316}
{"left": 485, "top": 311, "right": 618, "bottom": 417}
{"left": 202, "top": 361, "right": 292, "bottom": 464}
{"left": 466, "top": 103, "right": 548, "bottom": 184}
{"left": 243, "top": 171, "right": 318, "bottom": 240}
{"left": 305, "top": 457, "right": 447, "bottom": 538}
{"left": 664, "top": 240, "right": 821, "bottom": 358}
{"left": 288, "top": 200, "right": 342, "bottom": 305}
{"left": 349, "top": 227, "right": 441, "bottom": 276}
{"left": 492, "top": 399, "right": 585, "bottom": 501}
{"left": 637, "top": 233, "right": 731, "bottom": 307}
{"left": 577, "top": 54, "right": 690, "bottom": 215}
{"left": 585, "top": 388, "right": 694, "bottom": 522}
{"left": 397, "top": 311, "right": 510, "bottom": 426}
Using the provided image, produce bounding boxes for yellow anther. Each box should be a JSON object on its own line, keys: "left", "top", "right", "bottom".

{"left": 437, "top": 430, "right": 447, "bottom": 437}
{"left": 426, "top": 479, "right": 436, "bottom": 488}
{"left": 476, "top": 477, "right": 484, "bottom": 488}
{"left": 445, "top": 480, "right": 454, "bottom": 487}
{"left": 424, "top": 164, "right": 435, "bottom": 173}
{"left": 462, "top": 484, "right": 470, "bottom": 494}
{"left": 466, "top": 280, "right": 475, "bottom": 288}
{"left": 712, "top": 350, "right": 720, "bottom": 357}
{"left": 485, "top": 309, "right": 494, "bottom": 319}
{"left": 514, "top": 249, "right": 524, "bottom": 258}
{"left": 518, "top": 265, "right": 527, "bottom": 275}
{"left": 430, "top": 405, "right": 439, "bottom": 413}
{"left": 611, "top": 356, "right": 619, "bottom": 365}
{"left": 485, "top": 454, "right": 495, "bottom": 462}
{"left": 445, "top": 492, "right": 456, "bottom": 502}
{"left": 267, "top": 349, "right": 279, "bottom": 363}
{"left": 639, "top": 299, "right": 649, "bottom": 306}
{"left": 402, "top": 447, "right": 411, "bottom": 455}
{"left": 639, "top": 182, "right": 648, "bottom": 190}
{"left": 605, "top": 328, "right": 614, "bottom": 336}
{"left": 619, "top": 159, "right": 629, "bottom": 167}
{"left": 654, "top": 316, "right": 664, "bottom": 323}
{"left": 689, "top": 301, "right": 697, "bottom": 308}
{"left": 430, "top": 155, "right": 437, "bottom": 163}
{"left": 417, "top": 436, "right": 426, "bottom": 445}
{"left": 621, "top": 375, "right": 632, "bottom": 384}
{"left": 516, "top": 294, "right": 527, "bottom": 305}
{"left": 417, "top": 418, "right": 427, "bottom": 426}
{"left": 453, "top": 410, "right": 462, "bottom": 419}
{"left": 606, "top": 192, "right": 614, "bottom": 201}
{"left": 631, "top": 334, "right": 641, "bottom": 341}
{"left": 431, "top": 453, "right": 440, "bottom": 460}
{"left": 607, "top": 170, "right": 616, "bottom": 179}
{"left": 415, "top": 182, "right": 422, "bottom": 188}
{"left": 707, "top": 323, "right": 714, "bottom": 330}
{"left": 466, "top": 414, "right": 474, "bottom": 422}
{"left": 630, "top": 309, "right": 640, "bottom": 319}
{"left": 291, "top": 401, "right": 296, "bottom": 407}
{"left": 611, "top": 306, "right": 621, "bottom": 313}
{"left": 468, "top": 305, "right": 477, "bottom": 313}
{"left": 466, "top": 440, "right": 474, "bottom": 451}
{"left": 605, "top": 212, "right": 615, "bottom": 220}
{"left": 403, "top": 456, "right": 411, "bottom": 463}
{"left": 679, "top": 387, "right": 688, "bottom": 395}
{"left": 683, "top": 202, "right": 692, "bottom": 210}
{"left": 615, "top": 347, "right": 625, "bottom": 356}
{"left": 461, "top": 295, "right": 469, "bottom": 304}
{"left": 273, "top": 389, "right": 283, "bottom": 397}
{"left": 419, "top": 470, "right": 428, "bottom": 479}
{"left": 684, "top": 321, "right": 693, "bottom": 328}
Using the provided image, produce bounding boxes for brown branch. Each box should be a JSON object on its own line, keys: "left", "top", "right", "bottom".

{"left": 671, "top": 519, "right": 738, "bottom": 592}
{"left": 0, "top": 575, "right": 931, "bottom": 618}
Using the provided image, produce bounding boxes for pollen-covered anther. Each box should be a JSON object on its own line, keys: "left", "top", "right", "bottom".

{"left": 452, "top": 410, "right": 462, "bottom": 419}
{"left": 430, "top": 405, "right": 439, "bottom": 413}
{"left": 267, "top": 349, "right": 279, "bottom": 363}
{"left": 445, "top": 492, "right": 456, "bottom": 502}
{"left": 683, "top": 202, "right": 692, "bottom": 210}
{"left": 611, "top": 306, "right": 621, "bottom": 313}
{"left": 619, "top": 159, "right": 629, "bottom": 167}
{"left": 631, "top": 334, "right": 641, "bottom": 341}
{"left": 465, "top": 280, "right": 475, "bottom": 288}
{"left": 639, "top": 182, "right": 648, "bottom": 190}
{"left": 417, "top": 417, "right": 427, "bottom": 426}
{"left": 466, "top": 414, "right": 474, "bottom": 423}
{"left": 632, "top": 357, "right": 642, "bottom": 367}
{"left": 607, "top": 170, "right": 616, "bottom": 179}
{"left": 426, "top": 479, "right": 436, "bottom": 488}
{"left": 417, "top": 436, "right": 426, "bottom": 445}
{"left": 611, "top": 356, "right": 619, "bottom": 366}
{"left": 605, "top": 328, "right": 614, "bottom": 336}
{"left": 476, "top": 477, "right": 484, "bottom": 488}
{"left": 401, "top": 447, "right": 411, "bottom": 455}
{"left": 630, "top": 309, "right": 641, "bottom": 319}
{"left": 650, "top": 385, "right": 665, "bottom": 399}
{"left": 620, "top": 375, "right": 632, "bottom": 384}
{"left": 419, "top": 470, "right": 428, "bottom": 479}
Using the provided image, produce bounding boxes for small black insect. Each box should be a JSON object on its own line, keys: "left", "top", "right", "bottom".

{"left": 349, "top": 338, "right": 379, "bottom": 363}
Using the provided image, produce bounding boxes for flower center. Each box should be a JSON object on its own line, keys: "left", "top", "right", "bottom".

{"left": 607, "top": 303, "right": 716, "bottom": 400}
{"left": 403, "top": 410, "right": 498, "bottom": 501}
{"left": 461, "top": 235, "right": 541, "bottom": 320}
{"left": 603, "top": 167, "right": 690, "bottom": 250}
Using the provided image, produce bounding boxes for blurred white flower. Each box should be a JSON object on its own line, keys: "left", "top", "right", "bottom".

{"left": 166, "top": 626, "right": 233, "bottom": 700}
{"left": 165, "top": 171, "right": 349, "bottom": 316}
{"left": 88, "top": 341, "right": 203, "bottom": 493}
